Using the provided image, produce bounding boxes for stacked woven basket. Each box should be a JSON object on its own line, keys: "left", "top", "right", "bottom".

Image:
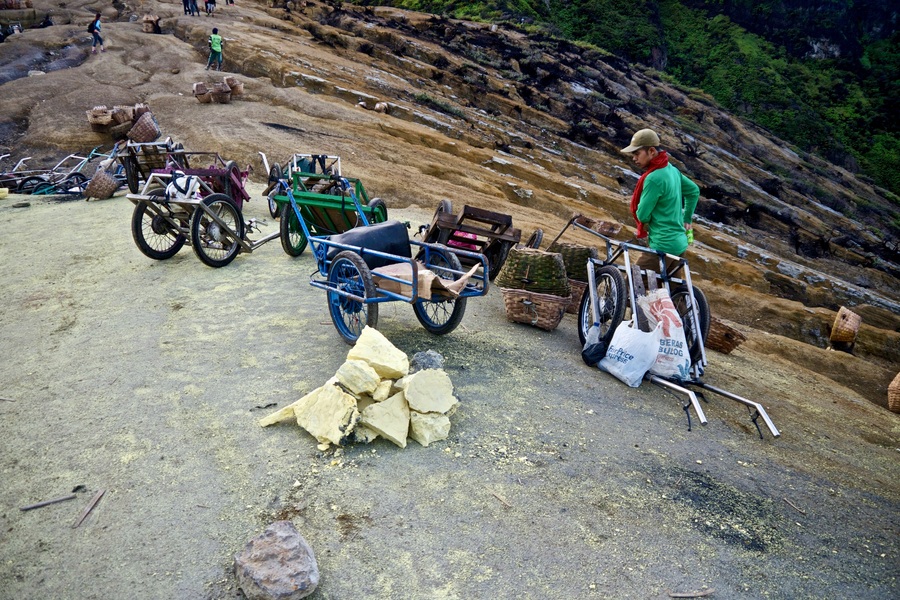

{"left": 85, "top": 103, "right": 158, "bottom": 143}
{"left": 495, "top": 247, "right": 571, "bottom": 331}
{"left": 547, "top": 241, "right": 598, "bottom": 314}
{"left": 194, "top": 77, "right": 244, "bottom": 103}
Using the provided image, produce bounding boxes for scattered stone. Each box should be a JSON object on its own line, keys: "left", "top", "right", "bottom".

{"left": 360, "top": 391, "right": 410, "bottom": 448}
{"left": 352, "top": 423, "right": 380, "bottom": 444}
{"left": 410, "top": 349, "right": 445, "bottom": 373}
{"left": 404, "top": 369, "right": 457, "bottom": 414}
{"left": 234, "top": 520, "right": 319, "bottom": 600}
{"left": 372, "top": 379, "right": 393, "bottom": 402}
{"left": 347, "top": 326, "right": 409, "bottom": 379}
{"left": 293, "top": 384, "right": 359, "bottom": 446}
{"left": 335, "top": 359, "right": 381, "bottom": 396}
{"left": 409, "top": 412, "right": 451, "bottom": 447}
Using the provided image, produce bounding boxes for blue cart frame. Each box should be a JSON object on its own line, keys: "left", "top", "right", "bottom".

{"left": 273, "top": 176, "right": 490, "bottom": 343}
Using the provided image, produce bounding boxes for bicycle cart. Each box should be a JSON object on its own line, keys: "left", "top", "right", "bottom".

{"left": 16, "top": 146, "right": 120, "bottom": 196}
{"left": 271, "top": 176, "right": 489, "bottom": 344}
{"left": 260, "top": 153, "right": 388, "bottom": 257}
{"left": 126, "top": 153, "right": 274, "bottom": 267}
{"left": 559, "top": 215, "right": 779, "bottom": 438}
{"left": 418, "top": 200, "right": 543, "bottom": 282}
{"left": 118, "top": 138, "right": 185, "bottom": 194}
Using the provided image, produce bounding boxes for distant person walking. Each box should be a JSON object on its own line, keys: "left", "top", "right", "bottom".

{"left": 88, "top": 12, "right": 104, "bottom": 54}
{"left": 205, "top": 0, "right": 216, "bottom": 16}
{"left": 206, "top": 27, "right": 223, "bottom": 71}
{"left": 620, "top": 128, "right": 700, "bottom": 272}
{"left": 189, "top": 0, "right": 200, "bottom": 16}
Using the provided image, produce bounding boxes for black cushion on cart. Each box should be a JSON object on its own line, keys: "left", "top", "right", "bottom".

{"left": 326, "top": 220, "right": 412, "bottom": 270}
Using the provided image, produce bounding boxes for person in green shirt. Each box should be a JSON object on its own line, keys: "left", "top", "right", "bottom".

{"left": 206, "top": 28, "right": 223, "bottom": 71}
{"left": 620, "top": 128, "right": 700, "bottom": 272}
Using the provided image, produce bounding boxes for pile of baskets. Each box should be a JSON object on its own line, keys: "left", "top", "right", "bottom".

{"left": 85, "top": 103, "right": 158, "bottom": 142}
{"left": 193, "top": 77, "right": 243, "bottom": 104}
{"left": 141, "top": 14, "right": 159, "bottom": 33}
{"left": 495, "top": 247, "right": 571, "bottom": 331}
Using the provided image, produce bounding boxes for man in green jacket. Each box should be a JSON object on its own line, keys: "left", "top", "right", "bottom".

{"left": 206, "top": 28, "right": 223, "bottom": 71}
{"left": 621, "top": 128, "right": 700, "bottom": 272}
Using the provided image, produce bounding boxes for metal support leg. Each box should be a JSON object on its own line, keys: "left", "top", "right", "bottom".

{"left": 648, "top": 375, "right": 708, "bottom": 430}
{"left": 691, "top": 381, "right": 780, "bottom": 438}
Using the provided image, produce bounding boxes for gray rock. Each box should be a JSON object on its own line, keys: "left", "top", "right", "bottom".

{"left": 234, "top": 521, "right": 319, "bottom": 600}
{"left": 410, "top": 350, "right": 444, "bottom": 373}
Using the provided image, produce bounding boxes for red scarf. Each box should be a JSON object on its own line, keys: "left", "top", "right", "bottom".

{"left": 631, "top": 150, "right": 669, "bottom": 239}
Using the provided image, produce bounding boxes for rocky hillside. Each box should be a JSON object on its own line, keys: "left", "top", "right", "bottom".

{"left": 0, "top": 0, "right": 897, "bottom": 404}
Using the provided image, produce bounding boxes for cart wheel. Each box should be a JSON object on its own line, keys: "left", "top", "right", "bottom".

{"left": 17, "top": 176, "right": 45, "bottom": 194}
{"left": 190, "top": 193, "right": 245, "bottom": 268}
{"left": 32, "top": 182, "right": 55, "bottom": 195}
{"left": 131, "top": 189, "right": 186, "bottom": 260}
{"left": 367, "top": 197, "right": 388, "bottom": 223}
{"left": 671, "top": 284, "right": 710, "bottom": 366}
{"left": 222, "top": 160, "right": 242, "bottom": 207}
{"left": 63, "top": 173, "right": 89, "bottom": 194}
{"left": 483, "top": 240, "right": 513, "bottom": 282}
{"left": 413, "top": 248, "right": 467, "bottom": 335}
{"left": 267, "top": 164, "right": 283, "bottom": 219}
{"left": 328, "top": 250, "right": 379, "bottom": 344}
{"left": 280, "top": 207, "right": 308, "bottom": 256}
{"left": 124, "top": 156, "right": 140, "bottom": 194}
{"left": 523, "top": 228, "right": 543, "bottom": 249}
{"left": 577, "top": 264, "right": 626, "bottom": 347}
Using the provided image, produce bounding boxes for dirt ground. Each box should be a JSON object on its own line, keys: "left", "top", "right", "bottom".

{"left": 0, "top": 187, "right": 897, "bottom": 599}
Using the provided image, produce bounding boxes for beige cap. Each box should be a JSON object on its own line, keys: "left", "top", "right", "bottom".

{"left": 620, "top": 128, "right": 660, "bottom": 153}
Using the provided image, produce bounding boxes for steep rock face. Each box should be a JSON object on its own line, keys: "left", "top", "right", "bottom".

{"left": 0, "top": 0, "right": 896, "bottom": 398}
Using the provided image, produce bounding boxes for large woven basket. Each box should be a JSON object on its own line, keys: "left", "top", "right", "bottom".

{"left": 127, "top": 112, "right": 161, "bottom": 143}
{"left": 574, "top": 215, "right": 623, "bottom": 237}
{"left": 547, "top": 242, "right": 598, "bottom": 282}
{"left": 223, "top": 76, "right": 244, "bottom": 96}
{"left": 565, "top": 278, "right": 588, "bottom": 315}
{"left": 86, "top": 109, "right": 113, "bottom": 126}
{"left": 195, "top": 91, "right": 213, "bottom": 104}
{"left": 501, "top": 288, "right": 571, "bottom": 331}
{"left": 210, "top": 82, "right": 232, "bottom": 104}
{"left": 112, "top": 105, "right": 135, "bottom": 122}
{"left": 495, "top": 247, "right": 570, "bottom": 297}
{"left": 706, "top": 316, "right": 747, "bottom": 354}
{"left": 83, "top": 169, "right": 120, "bottom": 200}
{"left": 889, "top": 372, "right": 900, "bottom": 413}
{"left": 830, "top": 306, "right": 861, "bottom": 343}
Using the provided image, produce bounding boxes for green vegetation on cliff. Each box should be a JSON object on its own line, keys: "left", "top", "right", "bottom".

{"left": 347, "top": 0, "right": 899, "bottom": 196}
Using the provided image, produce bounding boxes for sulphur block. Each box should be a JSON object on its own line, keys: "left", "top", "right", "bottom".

{"left": 360, "top": 391, "right": 409, "bottom": 448}
{"left": 347, "top": 326, "right": 409, "bottom": 379}
{"left": 335, "top": 359, "right": 381, "bottom": 396}
{"left": 409, "top": 411, "right": 451, "bottom": 447}
{"left": 404, "top": 369, "right": 457, "bottom": 414}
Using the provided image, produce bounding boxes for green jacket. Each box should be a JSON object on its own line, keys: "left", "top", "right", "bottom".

{"left": 209, "top": 34, "right": 223, "bottom": 53}
{"left": 635, "top": 163, "right": 700, "bottom": 256}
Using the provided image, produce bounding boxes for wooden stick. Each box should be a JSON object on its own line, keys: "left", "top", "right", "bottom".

{"left": 783, "top": 497, "right": 807, "bottom": 515}
{"left": 20, "top": 494, "right": 77, "bottom": 511}
{"left": 668, "top": 589, "right": 715, "bottom": 598}
{"left": 491, "top": 491, "right": 512, "bottom": 508}
{"left": 72, "top": 490, "right": 106, "bottom": 528}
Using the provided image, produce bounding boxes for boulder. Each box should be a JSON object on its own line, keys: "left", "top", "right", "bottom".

{"left": 346, "top": 326, "right": 409, "bottom": 379}
{"left": 360, "top": 391, "right": 410, "bottom": 448}
{"left": 335, "top": 359, "right": 381, "bottom": 396}
{"left": 409, "top": 412, "right": 451, "bottom": 447}
{"left": 293, "top": 384, "right": 359, "bottom": 446}
{"left": 234, "top": 520, "right": 319, "bottom": 600}
{"left": 410, "top": 349, "right": 444, "bottom": 372}
{"left": 404, "top": 369, "right": 457, "bottom": 414}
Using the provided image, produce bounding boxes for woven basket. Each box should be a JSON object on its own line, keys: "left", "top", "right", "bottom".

{"left": 127, "top": 112, "right": 161, "bottom": 143}
{"left": 574, "top": 215, "right": 623, "bottom": 237}
{"left": 888, "top": 372, "right": 900, "bottom": 413}
{"left": 86, "top": 109, "right": 113, "bottom": 126}
{"left": 706, "top": 316, "right": 747, "bottom": 354}
{"left": 113, "top": 105, "right": 135, "bottom": 121}
{"left": 133, "top": 103, "right": 151, "bottom": 117}
{"left": 223, "top": 76, "right": 244, "bottom": 95}
{"left": 110, "top": 108, "right": 131, "bottom": 125}
{"left": 108, "top": 121, "right": 134, "bottom": 140}
{"left": 90, "top": 105, "right": 109, "bottom": 116}
{"left": 192, "top": 82, "right": 209, "bottom": 95}
{"left": 501, "top": 288, "right": 570, "bottom": 331}
{"left": 495, "top": 247, "right": 570, "bottom": 297}
{"left": 547, "top": 242, "right": 598, "bottom": 282}
{"left": 565, "top": 279, "right": 588, "bottom": 315}
{"left": 83, "top": 169, "right": 120, "bottom": 200}
{"left": 830, "top": 306, "right": 861, "bottom": 343}
{"left": 195, "top": 92, "right": 213, "bottom": 104}
{"left": 210, "top": 82, "right": 232, "bottom": 104}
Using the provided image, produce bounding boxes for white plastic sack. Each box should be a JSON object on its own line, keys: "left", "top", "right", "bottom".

{"left": 598, "top": 318, "right": 662, "bottom": 387}
{"left": 636, "top": 288, "right": 691, "bottom": 380}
